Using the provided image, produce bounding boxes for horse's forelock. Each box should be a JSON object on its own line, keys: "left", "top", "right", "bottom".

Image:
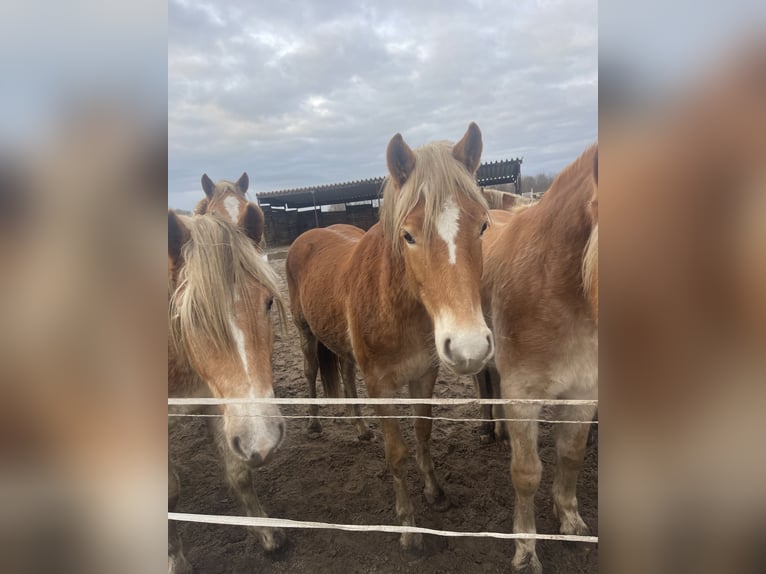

{"left": 380, "top": 141, "right": 488, "bottom": 256}
{"left": 169, "top": 215, "right": 286, "bottom": 362}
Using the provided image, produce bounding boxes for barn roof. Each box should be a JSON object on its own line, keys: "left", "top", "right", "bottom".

{"left": 256, "top": 158, "right": 522, "bottom": 209}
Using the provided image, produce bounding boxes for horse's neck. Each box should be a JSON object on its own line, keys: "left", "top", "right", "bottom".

{"left": 534, "top": 173, "right": 592, "bottom": 251}
{"left": 351, "top": 232, "right": 426, "bottom": 325}
{"left": 502, "top": 174, "right": 592, "bottom": 302}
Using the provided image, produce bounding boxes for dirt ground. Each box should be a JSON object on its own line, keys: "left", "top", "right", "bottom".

{"left": 169, "top": 252, "right": 598, "bottom": 573}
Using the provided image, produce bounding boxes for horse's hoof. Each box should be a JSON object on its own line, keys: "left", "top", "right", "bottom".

{"left": 307, "top": 421, "right": 322, "bottom": 438}
{"left": 495, "top": 421, "right": 509, "bottom": 442}
{"left": 357, "top": 428, "right": 374, "bottom": 441}
{"left": 425, "top": 489, "right": 451, "bottom": 512}
{"left": 260, "top": 527, "right": 287, "bottom": 553}
{"left": 557, "top": 509, "right": 589, "bottom": 537}
{"left": 400, "top": 532, "right": 425, "bottom": 557}
{"left": 512, "top": 553, "right": 543, "bottom": 574}
{"left": 169, "top": 554, "right": 193, "bottom": 574}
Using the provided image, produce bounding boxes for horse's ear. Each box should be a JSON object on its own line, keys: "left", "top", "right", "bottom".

{"left": 386, "top": 133, "right": 416, "bottom": 188}
{"left": 236, "top": 172, "right": 249, "bottom": 194}
{"left": 239, "top": 202, "right": 264, "bottom": 245}
{"left": 168, "top": 210, "right": 191, "bottom": 265}
{"left": 453, "top": 122, "right": 483, "bottom": 174}
{"left": 201, "top": 174, "right": 215, "bottom": 199}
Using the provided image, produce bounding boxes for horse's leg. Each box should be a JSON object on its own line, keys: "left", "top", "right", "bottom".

{"left": 505, "top": 395, "right": 544, "bottom": 574}
{"left": 409, "top": 372, "right": 449, "bottom": 510}
{"left": 474, "top": 369, "right": 496, "bottom": 444}
{"left": 369, "top": 378, "right": 421, "bottom": 552}
{"left": 217, "top": 421, "right": 286, "bottom": 553}
{"left": 168, "top": 463, "right": 192, "bottom": 574}
{"left": 340, "top": 358, "right": 373, "bottom": 441}
{"left": 489, "top": 367, "right": 509, "bottom": 442}
{"left": 300, "top": 331, "right": 321, "bottom": 436}
{"left": 551, "top": 403, "right": 597, "bottom": 537}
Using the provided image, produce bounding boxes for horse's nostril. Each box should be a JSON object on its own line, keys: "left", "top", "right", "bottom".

{"left": 232, "top": 436, "right": 245, "bottom": 458}
{"left": 443, "top": 338, "right": 453, "bottom": 360}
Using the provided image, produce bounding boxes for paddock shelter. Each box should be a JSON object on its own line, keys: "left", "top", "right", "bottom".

{"left": 256, "top": 158, "right": 522, "bottom": 246}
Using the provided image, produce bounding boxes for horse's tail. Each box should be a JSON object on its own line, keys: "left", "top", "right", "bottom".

{"left": 317, "top": 342, "right": 343, "bottom": 398}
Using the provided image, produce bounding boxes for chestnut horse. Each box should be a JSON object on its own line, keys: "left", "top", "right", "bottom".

{"left": 193, "top": 172, "right": 266, "bottom": 243}
{"left": 286, "top": 123, "right": 494, "bottom": 551}
{"left": 474, "top": 191, "right": 537, "bottom": 440}
{"left": 480, "top": 144, "right": 598, "bottom": 573}
{"left": 168, "top": 205, "right": 287, "bottom": 572}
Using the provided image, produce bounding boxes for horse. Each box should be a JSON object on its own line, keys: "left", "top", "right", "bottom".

{"left": 193, "top": 172, "right": 266, "bottom": 244}
{"left": 480, "top": 144, "right": 598, "bottom": 573}
{"left": 286, "top": 122, "right": 494, "bottom": 552}
{"left": 168, "top": 205, "right": 288, "bottom": 572}
{"left": 474, "top": 191, "right": 537, "bottom": 441}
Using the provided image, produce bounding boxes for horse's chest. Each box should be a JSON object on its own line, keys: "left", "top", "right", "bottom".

{"left": 351, "top": 322, "right": 436, "bottom": 382}
{"left": 365, "top": 346, "right": 436, "bottom": 385}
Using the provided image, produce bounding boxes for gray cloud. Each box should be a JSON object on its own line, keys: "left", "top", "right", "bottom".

{"left": 169, "top": 0, "right": 597, "bottom": 210}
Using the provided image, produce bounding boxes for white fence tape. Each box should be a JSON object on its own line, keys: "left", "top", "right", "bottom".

{"left": 168, "top": 397, "right": 599, "bottom": 546}
{"left": 168, "top": 413, "right": 597, "bottom": 424}
{"left": 169, "top": 397, "right": 597, "bottom": 406}
{"left": 168, "top": 512, "right": 598, "bottom": 544}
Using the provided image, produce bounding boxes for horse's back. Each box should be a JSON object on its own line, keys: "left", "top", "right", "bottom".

{"left": 487, "top": 208, "right": 514, "bottom": 229}
{"left": 325, "top": 223, "right": 366, "bottom": 239}
{"left": 286, "top": 224, "right": 363, "bottom": 281}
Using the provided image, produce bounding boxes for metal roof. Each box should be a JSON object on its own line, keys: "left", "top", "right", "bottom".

{"left": 257, "top": 158, "right": 522, "bottom": 209}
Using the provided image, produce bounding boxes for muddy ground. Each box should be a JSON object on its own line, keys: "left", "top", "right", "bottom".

{"left": 169, "top": 252, "right": 598, "bottom": 573}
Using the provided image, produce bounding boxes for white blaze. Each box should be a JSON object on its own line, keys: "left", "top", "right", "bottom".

{"left": 225, "top": 315, "right": 284, "bottom": 461}
{"left": 436, "top": 197, "right": 460, "bottom": 265}
{"left": 224, "top": 196, "right": 240, "bottom": 223}
{"left": 229, "top": 317, "right": 249, "bottom": 377}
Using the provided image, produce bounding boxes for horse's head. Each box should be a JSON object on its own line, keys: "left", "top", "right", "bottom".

{"left": 196, "top": 172, "right": 265, "bottom": 246}
{"left": 583, "top": 146, "right": 599, "bottom": 324}
{"left": 168, "top": 209, "right": 286, "bottom": 466}
{"left": 381, "top": 122, "right": 494, "bottom": 374}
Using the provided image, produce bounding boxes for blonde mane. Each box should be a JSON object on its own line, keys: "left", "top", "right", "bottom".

{"left": 482, "top": 188, "right": 509, "bottom": 210}
{"left": 379, "top": 141, "right": 488, "bottom": 256}
{"left": 582, "top": 223, "right": 598, "bottom": 296}
{"left": 169, "top": 214, "right": 287, "bottom": 362}
{"left": 193, "top": 197, "right": 210, "bottom": 216}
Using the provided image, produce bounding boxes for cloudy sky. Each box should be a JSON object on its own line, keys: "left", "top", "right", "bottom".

{"left": 169, "top": 0, "right": 597, "bottom": 210}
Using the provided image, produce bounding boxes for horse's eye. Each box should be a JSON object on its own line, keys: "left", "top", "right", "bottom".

{"left": 480, "top": 221, "right": 489, "bottom": 237}
{"left": 266, "top": 296, "right": 274, "bottom": 311}
{"left": 402, "top": 230, "right": 416, "bottom": 245}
